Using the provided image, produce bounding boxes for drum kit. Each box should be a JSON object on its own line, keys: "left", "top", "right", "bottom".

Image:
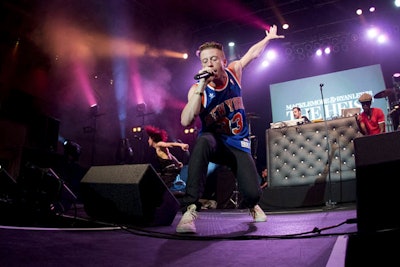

{"left": 374, "top": 88, "right": 396, "bottom": 99}
{"left": 374, "top": 87, "right": 400, "bottom": 131}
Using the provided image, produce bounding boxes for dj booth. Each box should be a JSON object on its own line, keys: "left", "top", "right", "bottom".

{"left": 260, "top": 116, "right": 363, "bottom": 209}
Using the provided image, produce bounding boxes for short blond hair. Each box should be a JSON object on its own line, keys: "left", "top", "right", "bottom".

{"left": 196, "top": 41, "right": 224, "bottom": 57}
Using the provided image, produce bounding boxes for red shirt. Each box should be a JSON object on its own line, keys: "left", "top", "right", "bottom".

{"left": 359, "top": 108, "right": 385, "bottom": 135}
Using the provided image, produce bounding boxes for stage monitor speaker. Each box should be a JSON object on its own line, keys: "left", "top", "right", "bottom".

{"left": 80, "top": 164, "right": 180, "bottom": 226}
{"left": 354, "top": 131, "right": 400, "bottom": 234}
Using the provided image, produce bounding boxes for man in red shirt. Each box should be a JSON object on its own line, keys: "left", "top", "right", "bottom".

{"left": 356, "top": 93, "right": 386, "bottom": 135}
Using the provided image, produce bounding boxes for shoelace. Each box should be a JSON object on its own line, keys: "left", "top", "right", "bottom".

{"left": 250, "top": 206, "right": 262, "bottom": 219}
{"left": 189, "top": 210, "right": 198, "bottom": 219}
{"left": 184, "top": 207, "right": 197, "bottom": 220}
{"left": 249, "top": 209, "right": 256, "bottom": 219}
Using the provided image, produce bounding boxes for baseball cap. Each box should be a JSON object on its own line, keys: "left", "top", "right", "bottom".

{"left": 358, "top": 93, "right": 372, "bottom": 103}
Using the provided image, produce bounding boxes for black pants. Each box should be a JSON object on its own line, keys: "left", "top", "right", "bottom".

{"left": 181, "top": 133, "right": 261, "bottom": 210}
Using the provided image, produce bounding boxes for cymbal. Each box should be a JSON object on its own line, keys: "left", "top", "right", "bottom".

{"left": 374, "top": 88, "right": 395, "bottom": 99}
{"left": 246, "top": 112, "right": 260, "bottom": 119}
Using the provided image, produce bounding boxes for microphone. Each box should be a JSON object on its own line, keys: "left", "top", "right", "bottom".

{"left": 393, "top": 75, "right": 400, "bottom": 88}
{"left": 194, "top": 71, "right": 214, "bottom": 80}
{"left": 389, "top": 105, "right": 399, "bottom": 115}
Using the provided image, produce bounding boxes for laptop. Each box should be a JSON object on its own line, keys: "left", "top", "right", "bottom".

{"left": 341, "top": 108, "right": 360, "bottom": 117}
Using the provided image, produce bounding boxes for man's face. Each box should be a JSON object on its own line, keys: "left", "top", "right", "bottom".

{"left": 360, "top": 101, "right": 372, "bottom": 112}
{"left": 199, "top": 48, "right": 227, "bottom": 79}
{"left": 262, "top": 169, "right": 267, "bottom": 177}
{"left": 293, "top": 109, "right": 301, "bottom": 119}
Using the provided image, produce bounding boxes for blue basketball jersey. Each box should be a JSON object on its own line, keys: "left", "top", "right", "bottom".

{"left": 198, "top": 68, "right": 251, "bottom": 153}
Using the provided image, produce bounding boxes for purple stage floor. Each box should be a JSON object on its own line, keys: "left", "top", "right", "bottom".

{"left": 0, "top": 203, "right": 361, "bottom": 267}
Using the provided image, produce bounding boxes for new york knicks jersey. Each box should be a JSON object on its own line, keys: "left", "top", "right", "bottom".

{"left": 198, "top": 68, "right": 251, "bottom": 153}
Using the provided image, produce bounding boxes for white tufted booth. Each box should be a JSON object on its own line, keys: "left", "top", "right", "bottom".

{"left": 260, "top": 116, "right": 363, "bottom": 209}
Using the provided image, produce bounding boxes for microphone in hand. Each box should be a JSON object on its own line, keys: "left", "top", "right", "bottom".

{"left": 194, "top": 71, "right": 214, "bottom": 80}
{"left": 389, "top": 105, "right": 399, "bottom": 115}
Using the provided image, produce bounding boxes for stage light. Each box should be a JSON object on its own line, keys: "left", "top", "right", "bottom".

{"left": 132, "top": 126, "right": 142, "bottom": 133}
{"left": 366, "top": 27, "right": 388, "bottom": 44}
{"left": 377, "top": 34, "right": 388, "bottom": 44}
{"left": 63, "top": 140, "right": 82, "bottom": 162}
{"left": 266, "top": 50, "right": 277, "bottom": 60}
{"left": 90, "top": 104, "right": 99, "bottom": 117}
{"left": 132, "top": 126, "right": 143, "bottom": 140}
{"left": 261, "top": 61, "right": 270, "bottom": 67}
{"left": 366, "top": 27, "right": 379, "bottom": 39}
{"left": 356, "top": 9, "right": 362, "bottom": 15}
{"left": 184, "top": 127, "right": 196, "bottom": 134}
{"left": 282, "top": 24, "right": 289, "bottom": 30}
{"left": 324, "top": 47, "right": 331, "bottom": 54}
{"left": 228, "top": 42, "right": 237, "bottom": 61}
{"left": 137, "top": 103, "right": 146, "bottom": 115}
{"left": 393, "top": 73, "right": 400, "bottom": 88}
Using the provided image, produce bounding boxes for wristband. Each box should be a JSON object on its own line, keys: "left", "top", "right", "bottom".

{"left": 194, "top": 91, "right": 203, "bottom": 96}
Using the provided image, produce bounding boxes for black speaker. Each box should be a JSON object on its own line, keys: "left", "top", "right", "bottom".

{"left": 345, "top": 229, "right": 400, "bottom": 266}
{"left": 354, "top": 131, "right": 400, "bottom": 234}
{"left": 80, "top": 164, "right": 180, "bottom": 226}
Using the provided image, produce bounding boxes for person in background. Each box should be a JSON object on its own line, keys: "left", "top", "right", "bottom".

{"left": 356, "top": 93, "right": 385, "bottom": 135}
{"left": 292, "top": 106, "right": 311, "bottom": 123}
{"left": 176, "top": 24, "right": 284, "bottom": 233}
{"left": 144, "top": 125, "right": 189, "bottom": 188}
{"left": 260, "top": 167, "right": 268, "bottom": 189}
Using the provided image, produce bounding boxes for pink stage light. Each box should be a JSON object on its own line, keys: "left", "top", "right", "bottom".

{"left": 74, "top": 63, "right": 96, "bottom": 107}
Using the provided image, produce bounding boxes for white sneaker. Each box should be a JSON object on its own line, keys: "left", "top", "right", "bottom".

{"left": 250, "top": 204, "right": 267, "bottom": 222}
{"left": 176, "top": 204, "right": 198, "bottom": 233}
{"left": 200, "top": 199, "right": 217, "bottom": 209}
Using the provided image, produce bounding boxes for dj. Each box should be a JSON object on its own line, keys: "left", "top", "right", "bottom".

{"left": 292, "top": 107, "right": 311, "bottom": 123}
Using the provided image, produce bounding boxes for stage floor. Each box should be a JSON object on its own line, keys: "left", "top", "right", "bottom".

{"left": 0, "top": 203, "right": 361, "bottom": 267}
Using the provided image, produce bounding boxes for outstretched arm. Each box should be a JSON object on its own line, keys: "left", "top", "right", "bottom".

{"left": 157, "top": 141, "right": 189, "bottom": 151}
{"left": 238, "top": 25, "right": 285, "bottom": 69}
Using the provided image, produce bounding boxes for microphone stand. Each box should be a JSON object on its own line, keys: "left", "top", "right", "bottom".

{"left": 319, "top": 83, "right": 336, "bottom": 209}
{"left": 393, "top": 77, "right": 400, "bottom": 131}
{"left": 385, "top": 96, "right": 394, "bottom": 132}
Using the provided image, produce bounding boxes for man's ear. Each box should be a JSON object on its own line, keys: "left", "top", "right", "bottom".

{"left": 223, "top": 58, "right": 227, "bottom": 67}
